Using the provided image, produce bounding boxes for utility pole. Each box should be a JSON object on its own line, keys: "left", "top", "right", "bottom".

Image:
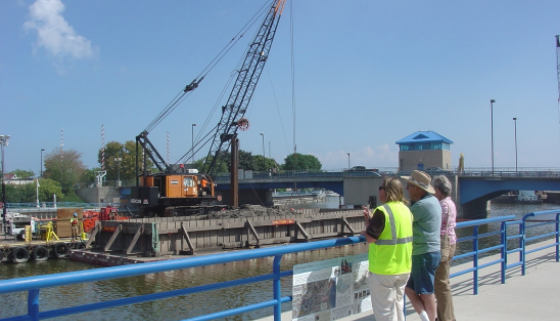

{"left": 40, "top": 148, "right": 45, "bottom": 178}
{"left": 513, "top": 117, "right": 518, "bottom": 173}
{"left": 260, "top": 132, "right": 265, "bottom": 158}
{"left": 490, "top": 99, "right": 495, "bottom": 174}
{"left": 1, "top": 135, "right": 10, "bottom": 238}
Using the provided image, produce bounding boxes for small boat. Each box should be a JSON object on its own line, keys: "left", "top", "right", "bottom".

{"left": 515, "top": 190, "right": 543, "bottom": 204}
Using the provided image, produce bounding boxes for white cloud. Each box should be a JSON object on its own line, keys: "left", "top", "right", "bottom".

{"left": 24, "top": 0, "right": 97, "bottom": 59}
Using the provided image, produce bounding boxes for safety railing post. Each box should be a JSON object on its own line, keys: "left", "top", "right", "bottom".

{"left": 28, "top": 289, "right": 40, "bottom": 321}
{"left": 521, "top": 213, "right": 533, "bottom": 276}
{"left": 273, "top": 255, "right": 283, "bottom": 321}
{"left": 473, "top": 226, "right": 479, "bottom": 295}
{"left": 556, "top": 213, "right": 560, "bottom": 262}
{"left": 500, "top": 221, "right": 506, "bottom": 284}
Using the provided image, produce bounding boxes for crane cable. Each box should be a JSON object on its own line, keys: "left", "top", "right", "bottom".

{"left": 144, "top": 1, "right": 273, "bottom": 134}
{"left": 176, "top": 123, "right": 220, "bottom": 164}
{"left": 180, "top": 1, "right": 276, "bottom": 165}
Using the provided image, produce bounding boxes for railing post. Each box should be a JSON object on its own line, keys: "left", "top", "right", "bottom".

{"left": 473, "top": 226, "right": 479, "bottom": 295}
{"left": 28, "top": 289, "right": 40, "bottom": 321}
{"left": 501, "top": 221, "right": 506, "bottom": 284}
{"left": 556, "top": 213, "right": 560, "bottom": 262}
{"left": 273, "top": 255, "right": 283, "bottom": 321}
{"left": 521, "top": 213, "right": 533, "bottom": 276}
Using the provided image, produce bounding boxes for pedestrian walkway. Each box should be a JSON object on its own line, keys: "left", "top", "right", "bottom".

{"left": 258, "top": 240, "right": 559, "bottom": 321}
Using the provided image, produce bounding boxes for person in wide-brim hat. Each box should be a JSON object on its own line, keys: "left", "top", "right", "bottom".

{"left": 400, "top": 170, "right": 435, "bottom": 194}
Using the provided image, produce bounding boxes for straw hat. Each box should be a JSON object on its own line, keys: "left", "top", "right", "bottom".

{"left": 401, "top": 170, "right": 435, "bottom": 194}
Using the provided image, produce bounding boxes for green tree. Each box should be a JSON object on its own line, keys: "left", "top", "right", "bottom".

{"left": 98, "top": 140, "right": 153, "bottom": 179}
{"left": 9, "top": 169, "right": 35, "bottom": 179}
{"left": 4, "top": 178, "right": 65, "bottom": 203}
{"left": 282, "top": 153, "right": 322, "bottom": 171}
{"left": 193, "top": 154, "right": 228, "bottom": 174}
{"left": 79, "top": 168, "right": 98, "bottom": 188}
{"left": 38, "top": 178, "right": 64, "bottom": 202}
{"left": 5, "top": 184, "right": 33, "bottom": 203}
{"left": 43, "top": 148, "right": 86, "bottom": 194}
{"left": 238, "top": 150, "right": 255, "bottom": 171}
{"left": 253, "top": 155, "right": 278, "bottom": 171}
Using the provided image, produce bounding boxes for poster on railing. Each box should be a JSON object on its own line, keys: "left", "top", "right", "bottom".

{"left": 292, "top": 253, "right": 371, "bottom": 321}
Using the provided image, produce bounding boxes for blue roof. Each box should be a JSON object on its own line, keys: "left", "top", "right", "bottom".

{"left": 395, "top": 131, "right": 453, "bottom": 145}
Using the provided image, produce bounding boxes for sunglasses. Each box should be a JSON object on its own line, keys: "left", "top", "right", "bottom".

{"left": 378, "top": 186, "right": 385, "bottom": 191}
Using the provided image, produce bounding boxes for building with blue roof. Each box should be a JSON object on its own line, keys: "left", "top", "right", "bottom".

{"left": 396, "top": 131, "right": 453, "bottom": 173}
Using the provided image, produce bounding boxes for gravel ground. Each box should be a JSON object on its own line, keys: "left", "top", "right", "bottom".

{"left": 207, "top": 204, "right": 310, "bottom": 219}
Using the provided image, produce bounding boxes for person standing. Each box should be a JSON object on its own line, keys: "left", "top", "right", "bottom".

{"left": 432, "top": 175, "right": 457, "bottom": 321}
{"left": 362, "top": 177, "right": 413, "bottom": 321}
{"left": 70, "top": 213, "right": 79, "bottom": 241}
{"left": 401, "top": 170, "right": 442, "bottom": 321}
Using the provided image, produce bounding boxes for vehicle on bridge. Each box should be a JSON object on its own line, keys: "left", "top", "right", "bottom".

{"left": 344, "top": 166, "right": 382, "bottom": 177}
{"left": 424, "top": 167, "right": 453, "bottom": 175}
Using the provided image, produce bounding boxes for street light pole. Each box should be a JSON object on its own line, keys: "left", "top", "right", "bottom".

{"left": 513, "top": 117, "right": 518, "bottom": 173}
{"left": 191, "top": 124, "right": 197, "bottom": 163}
{"left": 0, "top": 135, "right": 10, "bottom": 238}
{"left": 115, "top": 157, "right": 122, "bottom": 186}
{"left": 347, "top": 153, "right": 350, "bottom": 169}
{"left": 490, "top": 99, "right": 495, "bottom": 174}
{"left": 260, "top": 132, "right": 265, "bottom": 157}
{"left": 40, "top": 148, "right": 45, "bottom": 178}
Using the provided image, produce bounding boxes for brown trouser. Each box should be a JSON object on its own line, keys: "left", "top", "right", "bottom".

{"left": 71, "top": 225, "right": 79, "bottom": 240}
{"left": 435, "top": 239, "right": 456, "bottom": 321}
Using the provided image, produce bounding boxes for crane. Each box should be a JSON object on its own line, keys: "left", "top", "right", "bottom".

{"left": 131, "top": 0, "right": 286, "bottom": 217}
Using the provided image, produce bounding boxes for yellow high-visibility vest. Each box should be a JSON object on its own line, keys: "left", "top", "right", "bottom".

{"left": 368, "top": 202, "right": 413, "bottom": 275}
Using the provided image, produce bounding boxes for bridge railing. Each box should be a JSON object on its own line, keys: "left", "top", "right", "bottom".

{"left": 450, "top": 210, "right": 560, "bottom": 295}
{"left": 0, "top": 213, "right": 559, "bottom": 321}
{"left": 521, "top": 210, "right": 560, "bottom": 275}
{"left": 211, "top": 167, "right": 560, "bottom": 181}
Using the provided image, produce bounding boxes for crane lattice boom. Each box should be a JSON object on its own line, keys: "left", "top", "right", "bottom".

{"left": 202, "top": 0, "right": 286, "bottom": 175}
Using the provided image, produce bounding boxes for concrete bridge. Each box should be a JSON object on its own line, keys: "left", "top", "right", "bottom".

{"left": 214, "top": 169, "right": 560, "bottom": 219}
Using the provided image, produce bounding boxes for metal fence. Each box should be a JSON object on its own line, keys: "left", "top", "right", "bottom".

{"left": 0, "top": 211, "right": 558, "bottom": 321}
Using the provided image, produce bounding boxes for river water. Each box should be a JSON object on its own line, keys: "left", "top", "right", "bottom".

{"left": 1, "top": 198, "right": 558, "bottom": 321}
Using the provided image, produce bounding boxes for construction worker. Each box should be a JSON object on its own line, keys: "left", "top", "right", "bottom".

{"left": 201, "top": 176, "right": 210, "bottom": 195}
{"left": 70, "top": 213, "right": 80, "bottom": 241}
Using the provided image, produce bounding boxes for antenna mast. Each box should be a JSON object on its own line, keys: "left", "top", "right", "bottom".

{"left": 60, "top": 128, "right": 64, "bottom": 160}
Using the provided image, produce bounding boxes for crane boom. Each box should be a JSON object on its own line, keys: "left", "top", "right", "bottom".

{"left": 201, "top": 0, "right": 286, "bottom": 175}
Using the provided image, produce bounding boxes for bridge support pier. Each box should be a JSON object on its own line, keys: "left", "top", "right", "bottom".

{"left": 461, "top": 199, "right": 491, "bottom": 220}
{"left": 220, "top": 189, "right": 273, "bottom": 207}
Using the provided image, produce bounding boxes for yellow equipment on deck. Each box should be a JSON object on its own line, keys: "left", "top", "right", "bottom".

{"left": 40, "top": 221, "right": 59, "bottom": 241}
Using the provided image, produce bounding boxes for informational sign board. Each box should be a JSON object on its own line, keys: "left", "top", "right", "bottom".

{"left": 292, "top": 254, "right": 372, "bottom": 321}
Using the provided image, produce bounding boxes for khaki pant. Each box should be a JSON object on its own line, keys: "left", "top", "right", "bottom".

{"left": 368, "top": 272, "right": 410, "bottom": 321}
{"left": 435, "top": 239, "right": 456, "bottom": 321}
{"left": 71, "top": 225, "right": 79, "bottom": 240}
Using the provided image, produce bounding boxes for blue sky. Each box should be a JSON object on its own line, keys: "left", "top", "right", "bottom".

{"left": 1, "top": 0, "right": 559, "bottom": 175}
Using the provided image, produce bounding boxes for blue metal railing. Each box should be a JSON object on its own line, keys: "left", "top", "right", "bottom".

{"left": 450, "top": 216, "right": 516, "bottom": 295}
{"left": 450, "top": 210, "right": 560, "bottom": 295}
{"left": 0, "top": 237, "right": 362, "bottom": 321}
{"left": 521, "top": 210, "right": 560, "bottom": 275}
{"left": 1, "top": 212, "right": 559, "bottom": 321}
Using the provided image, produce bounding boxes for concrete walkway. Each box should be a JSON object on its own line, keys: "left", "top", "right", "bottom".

{"left": 259, "top": 240, "right": 560, "bottom": 321}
